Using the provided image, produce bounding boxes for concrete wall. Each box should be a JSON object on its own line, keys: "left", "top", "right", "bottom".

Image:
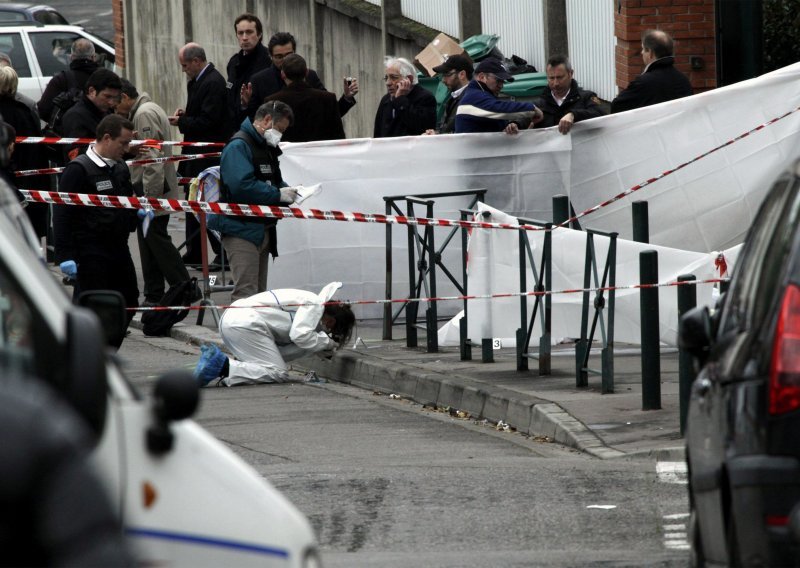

{"left": 123, "top": 0, "right": 435, "bottom": 140}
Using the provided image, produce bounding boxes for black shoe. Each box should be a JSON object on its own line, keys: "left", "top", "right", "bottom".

{"left": 206, "top": 263, "right": 222, "bottom": 272}
{"left": 141, "top": 300, "right": 159, "bottom": 308}
{"left": 189, "top": 282, "right": 203, "bottom": 303}
{"left": 182, "top": 253, "right": 202, "bottom": 265}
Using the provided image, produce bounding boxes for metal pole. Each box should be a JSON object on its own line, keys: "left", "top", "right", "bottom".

{"left": 632, "top": 200, "right": 649, "bottom": 244}
{"left": 640, "top": 250, "right": 661, "bottom": 410}
{"left": 406, "top": 200, "right": 417, "bottom": 348}
{"left": 426, "top": 201, "right": 438, "bottom": 353}
{"left": 553, "top": 194, "right": 570, "bottom": 226}
{"left": 383, "top": 199, "right": 393, "bottom": 339}
{"left": 677, "top": 274, "right": 697, "bottom": 435}
{"left": 518, "top": 227, "right": 528, "bottom": 371}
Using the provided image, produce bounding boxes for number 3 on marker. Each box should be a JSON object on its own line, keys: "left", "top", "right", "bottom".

{"left": 492, "top": 338, "right": 502, "bottom": 350}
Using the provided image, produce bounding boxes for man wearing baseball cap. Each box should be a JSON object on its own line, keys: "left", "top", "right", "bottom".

{"left": 426, "top": 54, "right": 473, "bottom": 134}
{"left": 455, "top": 58, "right": 543, "bottom": 134}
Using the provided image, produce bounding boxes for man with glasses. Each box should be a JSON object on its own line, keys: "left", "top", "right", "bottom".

{"left": 243, "top": 32, "right": 358, "bottom": 121}
{"left": 374, "top": 56, "right": 436, "bottom": 138}
{"left": 455, "top": 58, "right": 542, "bottom": 134}
{"left": 424, "top": 54, "right": 473, "bottom": 135}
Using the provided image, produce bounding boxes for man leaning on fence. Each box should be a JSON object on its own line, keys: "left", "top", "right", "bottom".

{"left": 211, "top": 101, "right": 298, "bottom": 301}
{"left": 533, "top": 55, "right": 606, "bottom": 135}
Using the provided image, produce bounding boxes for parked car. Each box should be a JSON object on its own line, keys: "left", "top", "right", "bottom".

{"left": 0, "top": 22, "right": 117, "bottom": 102}
{"left": 0, "top": 3, "right": 68, "bottom": 25}
{"left": 681, "top": 158, "right": 800, "bottom": 566}
{"left": 0, "top": 176, "right": 320, "bottom": 565}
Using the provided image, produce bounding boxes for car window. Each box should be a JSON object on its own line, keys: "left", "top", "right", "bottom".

{"left": 719, "top": 175, "right": 797, "bottom": 336}
{"left": 0, "top": 32, "right": 31, "bottom": 77}
{"left": 93, "top": 44, "right": 115, "bottom": 70}
{"left": 0, "top": 263, "right": 35, "bottom": 375}
{"left": 28, "top": 31, "right": 78, "bottom": 77}
{"left": 0, "top": 10, "right": 27, "bottom": 22}
{"left": 33, "top": 10, "right": 69, "bottom": 25}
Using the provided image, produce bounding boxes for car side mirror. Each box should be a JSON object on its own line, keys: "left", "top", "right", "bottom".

{"left": 78, "top": 290, "right": 128, "bottom": 348}
{"left": 66, "top": 307, "right": 109, "bottom": 443}
{"left": 146, "top": 370, "right": 200, "bottom": 455}
{"left": 679, "top": 306, "right": 712, "bottom": 366}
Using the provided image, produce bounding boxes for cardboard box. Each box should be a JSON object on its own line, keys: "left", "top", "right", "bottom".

{"left": 414, "top": 33, "right": 466, "bottom": 77}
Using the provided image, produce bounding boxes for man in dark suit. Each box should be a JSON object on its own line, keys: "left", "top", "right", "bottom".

{"left": 242, "top": 32, "right": 358, "bottom": 121}
{"left": 610, "top": 29, "right": 692, "bottom": 114}
{"left": 374, "top": 56, "right": 436, "bottom": 138}
{"left": 169, "top": 42, "right": 231, "bottom": 269}
{"left": 226, "top": 13, "right": 271, "bottom": 133}
{"left": 265, "top": 54, "right": 345, "bottom": 142}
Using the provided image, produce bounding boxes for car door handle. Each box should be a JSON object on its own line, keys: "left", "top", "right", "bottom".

{"left": 694, "top": 378, "right": 712, "bottom": 398}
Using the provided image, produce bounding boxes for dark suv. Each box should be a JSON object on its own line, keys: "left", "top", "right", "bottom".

{"left": 681, "top": 159, "right": 800, "bottom": 566}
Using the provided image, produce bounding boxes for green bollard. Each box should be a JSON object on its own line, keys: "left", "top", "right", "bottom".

{"left": 640, "top": 250, "right": 661, "bottom": 410}
{"left": 677, "top": 274, "right": 697, "bottom": 435}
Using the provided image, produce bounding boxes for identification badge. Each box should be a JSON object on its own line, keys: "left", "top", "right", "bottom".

{"left": 96, "top": 180, "right": 113, "bottom": 192}
{"left": 260, "top": 164, "right": 272, "bottom": 175}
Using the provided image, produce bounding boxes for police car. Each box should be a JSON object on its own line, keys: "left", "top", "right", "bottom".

{"left": 0, "top": 177, "right": 320, "bottom": 563}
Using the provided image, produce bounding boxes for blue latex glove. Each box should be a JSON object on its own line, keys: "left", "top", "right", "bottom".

{"left": 59, "top": 260, "right": 77, "bottom": 279}
{"left": 137, "top": 208, "right": 154, "bottom": 221}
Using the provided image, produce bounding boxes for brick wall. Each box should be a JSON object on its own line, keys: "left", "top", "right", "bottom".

{"left": 614, "top": 0, "right": 716, "bottom": 94}
{"left": 113, "top": 0, "right": 125, "bottom": 68}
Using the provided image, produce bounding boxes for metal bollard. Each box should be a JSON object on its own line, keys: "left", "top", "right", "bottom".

{"left": 459, "top": 318, "right": 472, "bottom": 361}
{"left": 553, "top": 195, "right": 570, "bottom": 226}
{"left": 677, "top": 274, "right": 697, "bottom": 435}
{"left": 632, "top": 201, "right": 649, "bottom": 244}
{"left": 640, "top": 250, "right": 661, "bottom": 410}
{"left": 481, "top": 338, "right": 494, "bottom": 363}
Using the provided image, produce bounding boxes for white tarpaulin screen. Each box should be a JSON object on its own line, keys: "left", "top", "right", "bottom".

{"left": 268, "top": 63, "right": 800, "bottom": 318}
{"left": 437, "top": 203, "right": 743, "bottom": 348}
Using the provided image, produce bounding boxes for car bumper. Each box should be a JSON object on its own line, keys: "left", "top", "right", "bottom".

{"left": 728, "top": 455, "right": 800, "bottom": 566}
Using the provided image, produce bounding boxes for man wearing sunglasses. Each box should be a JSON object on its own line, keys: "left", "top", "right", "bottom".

{"left": 455, "top": 58, "right": 542, "bottom": 134}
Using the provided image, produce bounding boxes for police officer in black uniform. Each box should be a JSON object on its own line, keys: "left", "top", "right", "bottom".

{"left": 55, "top": 114, "right": 139, "bottom": 347}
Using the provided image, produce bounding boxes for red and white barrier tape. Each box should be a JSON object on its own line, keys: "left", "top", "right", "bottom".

{"left": 14, "top": 152, "right": 221, "bottom": 178}
{"left": 560, "top": 105, "right": 800, "bottom": 227}
{"left": 20, "top": 190, "right": 558, "bottom": 231}
{"left": 15, "top": 136, "right": 224, "bottom": 148}
{"left": 129, "top": 277, "right": 726, "bottom": 312}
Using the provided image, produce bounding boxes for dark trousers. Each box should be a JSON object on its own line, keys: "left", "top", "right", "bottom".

{"left": 137, "top": 215, "right": 190, "bottom": 302}
{"left": 76, "top": 241, "right": 139, "bottom": 346}
{"left": 183, "top": 212, "right": 222, "bottom": 263}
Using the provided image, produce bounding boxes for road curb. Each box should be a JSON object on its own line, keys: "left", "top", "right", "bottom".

{"left": 299, "top": 348, "right": 630, "bottom": 459}
{"left": 140, "top": 320, "right": 673, "bottom": 460}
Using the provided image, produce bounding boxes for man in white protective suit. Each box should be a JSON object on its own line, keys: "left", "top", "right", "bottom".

{"left": 193, "top": 281, "right": 355, "bottom": 386}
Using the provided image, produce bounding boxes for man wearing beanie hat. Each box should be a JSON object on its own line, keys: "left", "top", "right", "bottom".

{"left": 425, "top": 54, "right": 473, "bottom": 134}
{"left": 455, "top": 58, "right": 542, "bottom": 134}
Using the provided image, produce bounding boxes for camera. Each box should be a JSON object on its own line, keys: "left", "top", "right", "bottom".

{"left": 345, "top": 76, "right": 355, "bottom": 86}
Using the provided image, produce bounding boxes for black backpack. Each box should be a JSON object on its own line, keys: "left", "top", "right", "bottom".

{"left": 141, "top": 278, "right": 199, "bottom": 337}
{"left": 47, "top": 71, "right": 83, "bottom": 134}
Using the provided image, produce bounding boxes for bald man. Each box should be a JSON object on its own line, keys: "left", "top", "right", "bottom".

{"left": 610, "top": 29, "right": 692, "bottom": 114}
{"left": 169, "top": 43, "right": 231, "bottom": 268}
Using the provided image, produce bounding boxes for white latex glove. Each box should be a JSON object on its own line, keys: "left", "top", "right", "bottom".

{"left": 279, "top": 187, "right": 298, "bottom": 204}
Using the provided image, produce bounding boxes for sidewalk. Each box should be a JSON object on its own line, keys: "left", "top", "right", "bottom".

{"left": 160, "top": 309, "right": 686, "bottom": 462}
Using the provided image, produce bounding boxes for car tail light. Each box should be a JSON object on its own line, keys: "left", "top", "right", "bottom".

{"left": 765, "top": 515, "right": 789, "bottom": 526}
{"left": 769, "top": 284, "right": 800, "bottom": 415}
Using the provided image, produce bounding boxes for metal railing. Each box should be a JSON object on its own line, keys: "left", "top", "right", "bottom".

{"left": 383, "top": 189, "right": 487, "bottom": 350}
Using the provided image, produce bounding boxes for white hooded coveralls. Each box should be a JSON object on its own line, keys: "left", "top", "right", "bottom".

{"left": 218, "top": 282, "right": 341, "bottom": 386}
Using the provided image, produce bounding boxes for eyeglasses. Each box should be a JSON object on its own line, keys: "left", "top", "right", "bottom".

{"left": 489, "top": 74, "right": 506, "bottom": 83}
{"left": 441, "top": 70, "right": 458, "bottom": 78}
{"left": 383, "top": 74, "right": 403, "bottom": 81}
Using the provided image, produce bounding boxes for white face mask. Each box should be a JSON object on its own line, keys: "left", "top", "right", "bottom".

{"left": 263, "top": 128, "right": 282, "bottom": 147}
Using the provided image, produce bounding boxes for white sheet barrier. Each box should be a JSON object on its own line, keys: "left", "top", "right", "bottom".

{"left": 269, "top": 63, "right": 800, "bottom": 324}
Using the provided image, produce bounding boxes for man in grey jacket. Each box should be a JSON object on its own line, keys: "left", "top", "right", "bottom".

{"left": 117, "top": 79, "right": 194, "bottom": 306}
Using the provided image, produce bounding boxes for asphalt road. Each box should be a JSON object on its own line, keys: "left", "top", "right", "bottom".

{"left": 119, "top": 330, "right": 690, "bottom": 567}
